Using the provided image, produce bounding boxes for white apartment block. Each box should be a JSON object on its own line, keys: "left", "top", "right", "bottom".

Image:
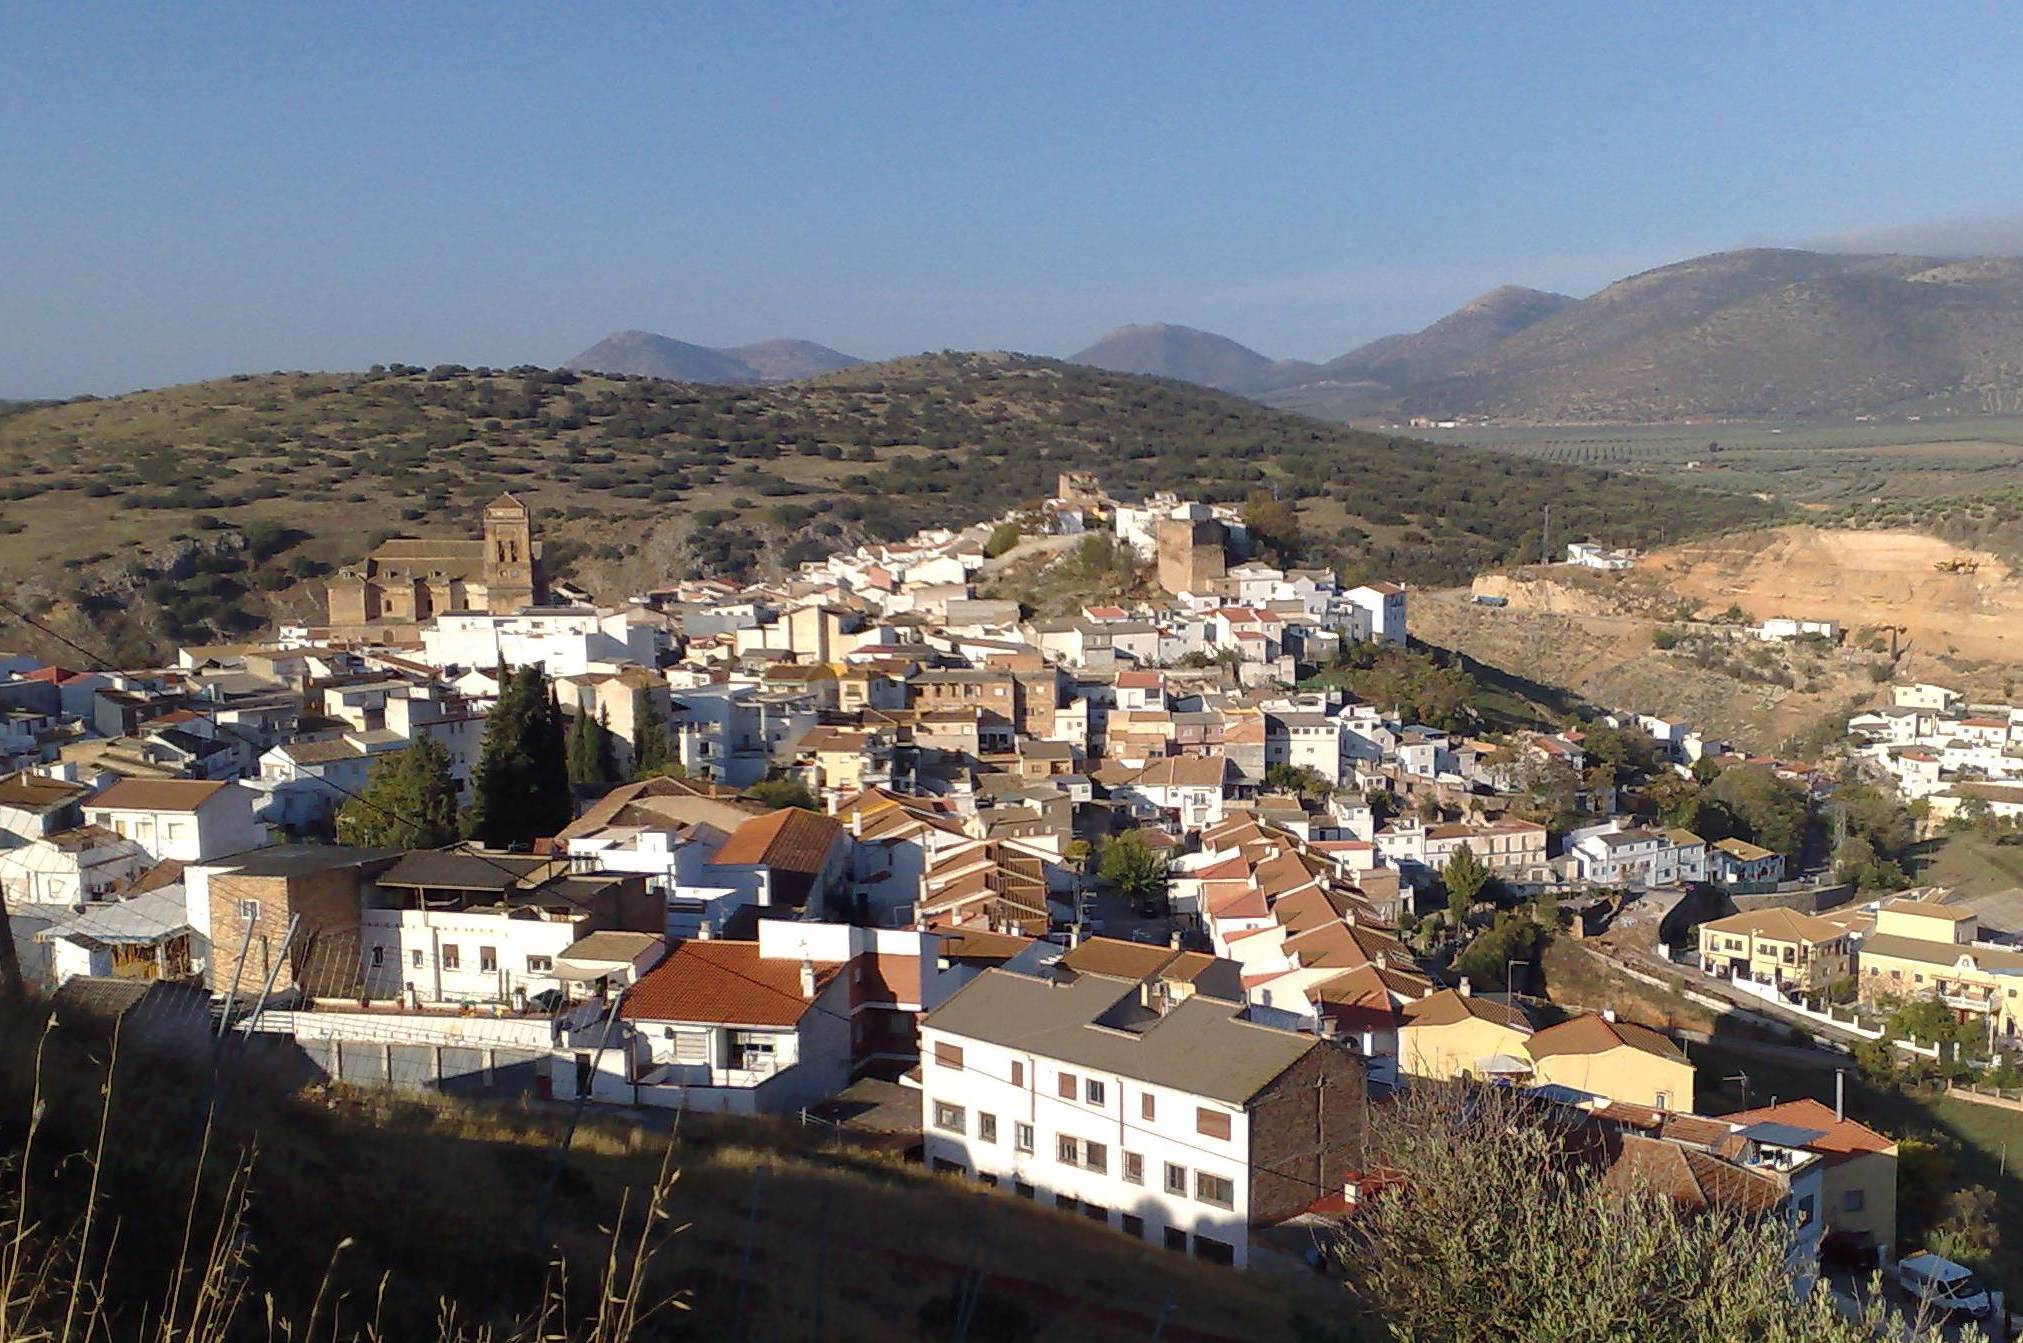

{"left": 919, "top": 967, "right": 1363, "bottom": 1268}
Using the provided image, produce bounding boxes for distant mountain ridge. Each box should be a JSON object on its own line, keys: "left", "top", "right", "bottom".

{"left": 1073, "top": 248, "right": 2023, "bottom": 423}
{"left": 567, "top": 330, "right": 861, "bottom": 383}
{"left": 1068, "top": 323, "right": 1318, "bottom": 394}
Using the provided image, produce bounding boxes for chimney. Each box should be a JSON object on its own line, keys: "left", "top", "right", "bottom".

{"left": 799, "top": 955, "right": 816, "bottom": 1000}
{"left": 1317, "top": 1014, "right": 1338, "bottom": 1039}
{"left": 850, "top": 809, "right": 863, "bottom": 839}
{"left": 696, "top": 921, "right": 713, "bottom": 941}
{"left": 1168, "top": 929, "right": 1182, "bottom": 950}
{"left": 1601, "top": 1007, "right": 1617, "bottom": 1023}
{"left": 1457, "top": 977, "right": 1472, "bottom": 998}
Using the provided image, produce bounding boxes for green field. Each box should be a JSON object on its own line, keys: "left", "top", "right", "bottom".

{"left": 1415, "top": 416, "right": 2023, "bottom": 507}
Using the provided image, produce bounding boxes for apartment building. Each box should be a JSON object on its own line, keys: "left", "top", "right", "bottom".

{"left": 919, "top": 966, "right": 1365, "bottom": 1267}
{"left": 1696, "top": 907, "right": 1851, "bottom": 994}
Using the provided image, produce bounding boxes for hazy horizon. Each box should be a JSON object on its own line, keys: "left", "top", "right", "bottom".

{"left": 9, "top": 4, "right": 2023, "bottom": 398}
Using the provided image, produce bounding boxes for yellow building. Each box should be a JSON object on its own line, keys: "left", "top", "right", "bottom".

{"left": 1696, "top": 906, "right": 1852, "bottom": 993}
{"left": 1526, "top": 1013, "right": 1695, "bottom": 1111}
{"left": 1398, "top": 987, "right": 1534, "bottom": 1082}
{"left": 1726, "top": 1098, "right": 1899, "bottom": 1263}
{"left": 1858, "top": 898, "right": 2023, "bottom": 1037}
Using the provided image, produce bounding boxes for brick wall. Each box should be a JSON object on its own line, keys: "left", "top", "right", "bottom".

{"left": 1245, "top": 1039, "right": 1366, "bottom": 1226}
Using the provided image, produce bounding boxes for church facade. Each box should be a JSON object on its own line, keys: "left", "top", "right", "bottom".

{"left": 325, "top": 493, "right": 545, "bottom": 633}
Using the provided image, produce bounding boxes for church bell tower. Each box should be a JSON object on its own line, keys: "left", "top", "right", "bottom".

{"left": 481, "top": 493, "right": 538, "bottom": 612}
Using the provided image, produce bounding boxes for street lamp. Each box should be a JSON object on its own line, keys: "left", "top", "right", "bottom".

{"left": 1507, "top": 959, "right": 1529, "bottom": 996}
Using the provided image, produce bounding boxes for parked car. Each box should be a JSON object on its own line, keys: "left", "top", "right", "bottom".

{"left": 1896, "top": 1251, "right": 1992, "bottom": 1320}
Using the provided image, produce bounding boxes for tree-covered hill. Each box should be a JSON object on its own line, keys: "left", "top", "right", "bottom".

{"left": 0, "top": 353, "right": 1776, "bottom": 659}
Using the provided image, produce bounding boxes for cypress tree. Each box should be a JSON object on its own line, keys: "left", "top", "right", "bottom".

{"left": 632, "top": 690, "right": 672, "bottom": 779}
{"left": 594, "top": 705, "right": 617, "bottom": 783}
{"left": 467, "top": 665, "right": 574, "bottom": 846}
{"left": 336, "top": 738, "right": 459, "bottom": 849}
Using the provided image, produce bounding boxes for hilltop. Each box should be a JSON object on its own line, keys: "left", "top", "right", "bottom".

{"left": 1068, "top": 323, "right": 1318, "bottom": 394}
{"left": 566, "top": 330, "right": 862, "bottom": 383}
{"left": 0, "top": 354, "right": 1773, "bottom": 660}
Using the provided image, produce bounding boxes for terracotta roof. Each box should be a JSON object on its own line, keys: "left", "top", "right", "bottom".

{"left": 0, "top": 771, "right": 91, "bottom": 811}
{"left": 1528, "top": 1013, "right": 1686, "bottom": 1063}
{"left": 931, "top": 928, "right": 1036, "bottom": 964}
{"left": 621, "top": 940, "right": 838, "bottom": 1027}
{"left": 1059, "top": 937, "right": 1232, "bottom": 990}
{"left": 1711, "top": 836, "right": 1777, "bottom": 862}
{"left": 1401, "top": 988, "right": 1532, "bottom": 1032}
{"left": 710, "top": 808, "right": 844, "bottom": 871}
{"left": 86, "top": 779, "right": 231, "bottom": 813}
{"left": 1881, "top": 898, "right": 1977, "bottom": 922}
{"left": 1133, "top": 755, "right": 1228, "bottom": 789}
{"left": 1699, "top": 906, "right": 1842, "bottom": 943}
{"left": 1601, "top": 1133, "right": 1783, "bottom": 1216}
{"left": 1722, "top": 1098, "right": 1894, "bottom": 1158}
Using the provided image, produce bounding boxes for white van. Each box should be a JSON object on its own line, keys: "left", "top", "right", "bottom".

{"left": 1896, "top": 1251, "right": 1992, "bottom": 1320}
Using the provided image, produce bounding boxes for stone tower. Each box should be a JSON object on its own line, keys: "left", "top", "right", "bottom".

{"left": 482, "top": 493, "right": 537, "bottom": 612}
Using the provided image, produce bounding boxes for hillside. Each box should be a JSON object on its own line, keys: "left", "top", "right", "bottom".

{"left": 1264, "top": 248, "right": 2023, "bottom": 423}
{"left": 1069, "top": 323, "right": 1317, "bottom": 394}
{"left": 0, "top": 354, "right": 1773, "bottom": 660}
{"left": 566, "top": 330, "right": 861, "bottom": 383}
{"left": 1320, "top": 285, "right": 1577, "bottom": 387}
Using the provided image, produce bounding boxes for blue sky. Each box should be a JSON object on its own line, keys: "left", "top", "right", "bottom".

{"left": 6, "top": 1, "right": 2023, "bottom": 396}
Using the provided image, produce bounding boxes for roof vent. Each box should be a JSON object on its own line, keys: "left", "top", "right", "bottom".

{"left": 1458, "top": 977, "right": 1472, "bottom": 998}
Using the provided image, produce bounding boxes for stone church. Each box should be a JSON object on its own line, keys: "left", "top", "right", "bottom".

{"left": 325, "top": 493, "right": 545, "bottom": 633}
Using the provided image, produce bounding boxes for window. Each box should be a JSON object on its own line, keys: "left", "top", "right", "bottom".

{"left": 934, "top": 1041, "right": 964, "bottom": 1070}
{"left": 1057, "top": 1134, "right": 1079, "bottom": 1165}
{"left": 1085, "top": 1078, "right": 1106, "bottom": 1105}
{"left": 1192, "top": 1234, "right": 1235, "bottom": 1266}
{"left": 480, "top": 946, "right": 498, "bottom": 974}
{"left": 527, "top": 955, "right": 553, "bottom": 974}
{"left": 1196, "top": 1107, "right": 1231, "bottom": 1141}
{"left": 671, "top": 1032, "right": 708, "bottom": 1065}
{"left": 978, "top": 1113, "right": 998, "bottom": 1144}
{"left": 1082, "top": 1203, "right": 1108, "bottom": 1223}
{"left": 1058, "top": 1070, "right": 1077, "bottom": 1099}
{"left": 1014, "top": 1180, "right": 1035, "bottom": 1200}
{"left": 1123, "top": 1152, "right": 1144, "bottom": 1185}
{"left": 1654, "top": 1092, "right": 1671, "bottom": 1112}
{"left": 1196, "top": 1172, "right": 1235, "bottom": 1209}
{"left": 1164, "top": 1163, "right": 1187, "bottom": 1195}
{"left": 1163, "top": 1227, "right": 1188, "bottom": 1252}
{"left": 1011, "top": 1060, "right": 1024, "bottom": 1087}
{"left": 411, "top": 949, "right": 424, "bottom": 969}
{"left": 1083, "top": 1141, "right": 1108, "bottom": 1174}
{"left": 442, "top": 944, "right": 461, "bottom": 970}
{"left": 1843, "top": 1188, "right": 1866, "bottom": 1213}
{"left": 1014, "top": 1122, "right": 1033, "bottom": 1153}
{"left": 237, "top": 898, "right": 260, "bottom": 925}
{"left": 369, "top": 946, "right": 385, "bottom": 968}
{"left": 933, "top": 1102, "right": 965, "bottom": 1134}
{"left": 1141, "top": 1093, "right": 1156, "bottom": 1121}
{"left": 979, "top": 1172, "right": 998, "bottom": 1188}
{"left": 1055, "top": 1193, "right": 1079, "bottom": 1213}
{"left": 1794, "top": 1194, "right": 1815, "bottom": 1229}
{"left": 1122, "top": 1213, "right": 1145, "bottom": 1239}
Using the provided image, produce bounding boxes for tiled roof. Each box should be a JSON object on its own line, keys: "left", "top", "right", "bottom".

{"left": 86, "top": 779, "right": 231, "bottom": 814}
{"left": 1721, "top": 1098, "right": 1893, "bottom": 1158}
{"left": 0, "top": 771, "right": 91, "bottom": 811}
{"left": 622, "top": 940, "right": 837, "bottom": 1027}
{"left": 1401, "top": 988, "right": 1532, "bottom": 1032}
{"left": 710, "top": 808, "right": 844, "bottom": 872}
{"left": 1601, "top": 1133, "right": 1783, "bottom": 1216}
{"left": 1699, "top": 906, "right": 1842, "bottom": 943}
{"left": 1527, "top": 1013, "right": 1686, "bottom": 1063}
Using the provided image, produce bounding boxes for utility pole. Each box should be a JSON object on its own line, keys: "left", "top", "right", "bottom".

{"left": 1542, "top": 504, "right": 1550, "bottom": 567}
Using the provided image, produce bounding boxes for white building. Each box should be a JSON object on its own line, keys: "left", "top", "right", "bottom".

{"left": 1566, "top": 542, "right": 1635, "bottom": 571}
{"left": 81, "top": 779, "right": 264, "bottom": 865}
{"left": 1343, "top": 583, "right": 1407, "bottom": 645}
{"left": 919, "top": 966, "right": 1364, "bottom": 1267}
{"left": 420, "top": 606, "right": 663, "bottom": 678}
{"left": 1757, "top": 617, "right": 1839, "bottom": 643}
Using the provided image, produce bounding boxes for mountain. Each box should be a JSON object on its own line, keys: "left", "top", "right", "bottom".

{"left": 0, "top": 355, "right": 1771, "bottom": 660}
{"left": 566, "top": 330, "right": 860, "bottom": 383}
{"left": 1069, "top": 323, "right": 1317, "bottom": 394}
{"left": 1262, "top": 248, "right": 2023, "bottom": 423}
{"left": 1320, "top": 285, "right": 1577, "bottom": 386}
